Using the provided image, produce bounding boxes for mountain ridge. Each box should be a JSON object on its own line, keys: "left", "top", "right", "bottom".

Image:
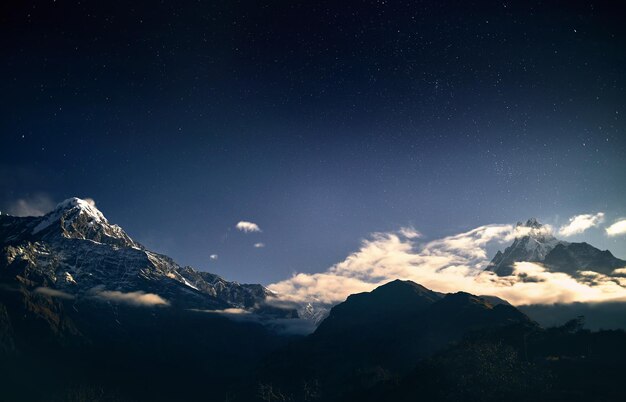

{"left": 0, "top": 197, "right": 290, "bottom": 315}
{"left": 486, "top": 218, "right": 626, "bottom": 277}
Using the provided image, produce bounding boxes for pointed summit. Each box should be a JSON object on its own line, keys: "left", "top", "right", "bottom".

{"left": 31, "top": 197, "right": 139, "bottom": 248}
{"left": 520, "top": 217, "right": 542, "bottom": 229}
{"left": 487, "top": 218, "right": 562, "bottom": 276}
{"left": 487, "top": 217, "right": 626, "bottom": 278}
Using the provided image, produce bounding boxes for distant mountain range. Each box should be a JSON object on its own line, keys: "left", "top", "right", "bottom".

{"left": 486, "top": 218, "right": 626, "bottom": 277}
{"left": 0, "top": 197, "right": 292, "bottom": 315}
{"left": 3, "top": 204, "right": 626, "bottom": 401}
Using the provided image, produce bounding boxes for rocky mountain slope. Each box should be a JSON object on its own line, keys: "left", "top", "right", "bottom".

{"left": 256, "top": 280, "right": 534, "bottom": 401}
{"left": 486, "top": 218, "right": 626, "bottom": 277}
{"left": 0, "top": 197, "right": 289, "bottom": 313}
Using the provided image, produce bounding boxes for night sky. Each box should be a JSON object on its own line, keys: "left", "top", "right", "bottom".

{"left": 1, "top": 0, "right": 625, "bottom": 284}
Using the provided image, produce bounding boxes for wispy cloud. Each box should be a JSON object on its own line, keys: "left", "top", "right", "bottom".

{"left": 5, "top": 194, "right": 55, "bottom": 217}
{"left": 269, "top": 223, "right": 626, "bottom": 307}
{"left": 210, "top": 254, "right": 219, "bottom": 261}
{"left": 399, "top": 226, "right": 421, "bottom": 239}
{"left": 558, "top": 212, "right": 605, "bottom": 237}
{"left": 34, "top": 287, "right": 75, "bottom": 300}
{"left": 606, "top": 219, "right": 626, "bottom": 237}
{"left": 236, "top": 221, "right": 261, "bottom": 233}
{"left": 254, "top": 242, "right": 265, "bottom": 248}
{"left": 93, "top": 289, "right": 170, "bottom": 306}
{"left": 190, "top": 308, "right": 316, "bottom": 335}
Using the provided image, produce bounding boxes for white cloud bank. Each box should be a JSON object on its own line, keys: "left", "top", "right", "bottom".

{"left": 606, "top": 219, "right": 626, "bottom": 237}
{"left": 236, "top": 221, "right": 261, "bottom": 233}
{"left": 268, "top": 223, "right": 626, "bottom": 307}
{"left": 558, "top": 212, "right": 605, "bottom": 237}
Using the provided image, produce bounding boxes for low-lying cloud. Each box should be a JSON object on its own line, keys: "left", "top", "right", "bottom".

{"left": 558, "top": 212, "right": 604, "bottom": 237}
{"left": 34, "top": 287, "right": 75, "bottom": 300}
{"left": 190, "top": 308, "right": 316, "bottom": 335}
{"left": 94, "top": 289, "right": 170, "bottom": 307}
{"left": 268, "top": 223, "right": 626, "bottom": 307}
{"left": 236, "top": 221, "right": 261, "bottom": 233}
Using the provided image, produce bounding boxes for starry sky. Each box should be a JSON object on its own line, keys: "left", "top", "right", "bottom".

{"left": 1, "top": 0, "right": 625, "bottom": 284}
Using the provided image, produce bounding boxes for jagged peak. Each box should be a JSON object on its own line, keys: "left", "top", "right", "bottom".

{"left": 30, "top": 197, "right": 139, "bottom": 248}
{"left": 33, "top": 197, "right": 107, "bottom": 234}
{"left": 516, "top": 217, "right": 544, "bottom": 229}
{"left": 54, "top": 197, "right": 106, "bottom": 221}
{"left": 512, "top": 218, "right": 557, "bottom": 243}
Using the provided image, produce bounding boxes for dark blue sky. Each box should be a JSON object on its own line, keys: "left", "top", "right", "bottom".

{"left": 1, "top": 0, "right": 625, "bottom": 284}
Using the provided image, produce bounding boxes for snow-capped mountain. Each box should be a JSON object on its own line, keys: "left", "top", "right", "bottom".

{"left": 486, "top": 218, "right": 626, "bottom": 277}
{"left": 0, "top": 197, "right": 290, "bottom": 314}
{"left": 298, "top": 302, "right": 331, "bottom": 325}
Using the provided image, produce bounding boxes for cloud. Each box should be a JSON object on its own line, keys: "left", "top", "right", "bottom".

{"left": 83, "top": 198, "right": 97, "bottom": 207}
{"left": 191, "top": 308, "right": 250, "bottom": 315}
{"left": 236, "top": 221, "right": 261, "bottom": 233}
{"left": 5, "top": 194, "right": 55, "bottom": 217}
{"left": 94, "top": 289, "right": 170, "bottom": 307}
{"left": 558, "top": 212, "right": 605, "bottom": 237}
{"left": 268, "top": 223, "right": 626, "bottom": 307}
{"left": 210, "top": 254, "right": 219, "bottom": 261}
{"left": 34, "top": 287, "right": 75, "bottom": 300}
{"left": 399, "top": 226, "right": 421, "bottom": 239}
{"left": 190, "top": 308, "right": 316, "bottom": 335}
{"left": 254, "top": 242, "right": 265, "bottom": 248}
{"left": 613, "top": 268, "right": 626, "bottom": 275}
{"left": 606, "top": 219, "right": 626, "bottom": 237}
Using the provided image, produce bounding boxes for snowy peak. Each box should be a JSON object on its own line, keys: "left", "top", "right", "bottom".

{"left": 31, "top": 197, "right": 139, "bottom": 248}
{"left": 518, "top": 217, "right": 542, "bottom": 229}
{"left": 487, "top": 218, "right": 563, "bottom": 276}
{"left": 487, "top": 217, "right": 625, "bottom": 278}
{"left": 55, "top": 198, "right": 106, "bottom": 222}
{"left": 513, "top": 218, "right": 555, "bottom": 240}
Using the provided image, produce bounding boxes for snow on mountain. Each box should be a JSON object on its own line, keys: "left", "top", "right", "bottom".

{"left": 0, "top": 197, "right": 292, "bottom": 316}
{"left": 486, "top": 218, "right": 564, "bottom": 276}
{"left": 30, "top": 197, "right": 140, "bottom": 249}
{"left": 486, "top": 218, "right": 626, "bottom": 277}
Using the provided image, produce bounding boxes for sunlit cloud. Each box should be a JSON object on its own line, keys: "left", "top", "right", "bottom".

{"left": 93, "top": 289, "right": 170, "bottom": 306}
{"left": 268, "top": 223, "right": 626, "bottom": 307}
{"left": 558, "top": 212, "right": 604, "bottom": 237}
{"left": 254, "top": 242, "right": 265, "bottom": 248}
{"left": 210, "top": 254, "right": 219, "bottom": 261}
{"left": 236, "top": 221, "right": 261, "bottom": 233}
{"left": 83, "top": 197, "right": 97, "bottom": 208}
{"left": 606, "top": 219, "right": 626, "bottom": 237}
{"left": 399, "top": 226, "right": 421, "bottom": 239}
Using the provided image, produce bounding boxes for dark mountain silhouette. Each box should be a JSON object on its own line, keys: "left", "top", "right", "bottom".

{"left": 253, "top": 280, "right": 534, "bottom": 401}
